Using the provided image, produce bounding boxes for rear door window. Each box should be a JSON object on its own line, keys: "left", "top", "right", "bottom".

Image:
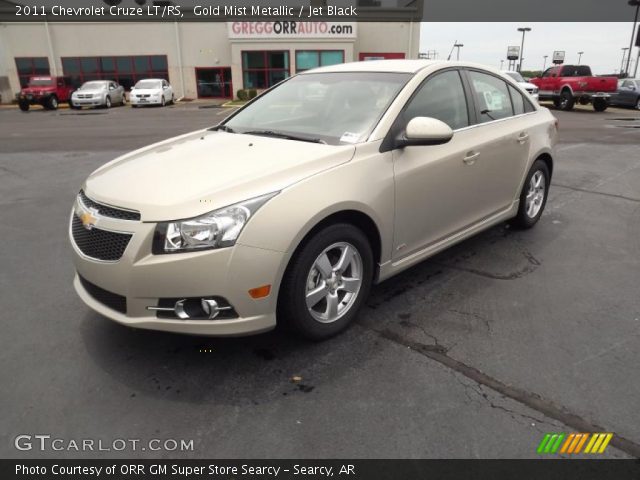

{"left": 468, "top": 71, "right": 514, "bottom": 123}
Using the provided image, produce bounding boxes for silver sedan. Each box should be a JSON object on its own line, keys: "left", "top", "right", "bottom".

{"left": 70, "top": 80, "right": 126, "bottom": 109}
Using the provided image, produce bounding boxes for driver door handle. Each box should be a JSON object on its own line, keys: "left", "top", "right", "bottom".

{"left": 463, "top": 151, "right": 480, "bottom": 165}
{"left": 517, "top": 133, "right": 530, "bottom": 144}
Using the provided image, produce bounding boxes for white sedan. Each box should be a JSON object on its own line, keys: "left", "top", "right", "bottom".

{"left": 130, "top": 79, "right": 174, "bottom": 107}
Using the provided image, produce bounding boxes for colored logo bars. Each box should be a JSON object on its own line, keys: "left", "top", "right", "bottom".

{"left": 537, "top": 433, "right": 613, "bottom": 455}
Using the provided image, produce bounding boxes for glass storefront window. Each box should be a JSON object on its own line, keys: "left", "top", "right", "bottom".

{"left": 295, "top": 51, "right": 344, "bottom": 72}
{"left": 242, "top": 51, "right": 290, "bottom": 90}
{"left": 15, "top": 57, "right": 51, "bottom": 87}
{"left": 61, "top": 55, "right": 169, "bottom": 89}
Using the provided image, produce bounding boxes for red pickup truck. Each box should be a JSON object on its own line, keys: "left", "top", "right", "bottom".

{"left": 530, "top": 65, "right": 618, "bottom": 112}
{"left": 17, "top": 75, "right": 74, "bottom": 111}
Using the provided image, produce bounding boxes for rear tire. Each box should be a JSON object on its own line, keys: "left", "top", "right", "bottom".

{"left": 511, "top": 159, "right": 550, "bottom": 230}
{"left": 558, "top": 90, "right": 574, "bottom": 111}
{"left": 121, "top": 94, "right": 126, "bottom": 106}
{"left": 278, "top": 223, "right": 373, "bottom": 341}
{"left": 593, "top": 98, "right": 608, "bottom": 112}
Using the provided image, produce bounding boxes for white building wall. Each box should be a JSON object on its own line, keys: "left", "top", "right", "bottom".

{"left": 0, "top": 21, "right": 420, "bottom": 102}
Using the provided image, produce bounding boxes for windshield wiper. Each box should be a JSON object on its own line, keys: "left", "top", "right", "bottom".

{"left": 209, "top": 124, "right": 235, "bottom": 133}
{"left": 243, "top": 130, "right": 326, "bottom": 144}
{"left": 480, "top": 109, "right": 497, "bottom": 121}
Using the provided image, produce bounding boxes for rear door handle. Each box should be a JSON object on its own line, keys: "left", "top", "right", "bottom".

{"left": 463, "top": 152, "right": 480, "bottom": 165}
{"left": 517, "top": 133, "right": 530, "bottom": 144}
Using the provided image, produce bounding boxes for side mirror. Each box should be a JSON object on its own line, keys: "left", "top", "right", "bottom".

{"left": 395, "top": 117, "right": 454, "bottom": 148}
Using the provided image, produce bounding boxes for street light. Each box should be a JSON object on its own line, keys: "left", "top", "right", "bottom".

{"left": 517, "top": 27, "right": 532, "bottom": 72}
{"left": 625, "top": 0, "right": 640, "bottom": 76}
{"left": 543, "top": 55, "right": 549, "bottom": 71}
{"left": 621, "top": 47, "right": 630, "bottom": 74}
{"left": 578, "top": 51, "right": 584, "bottom": 64}
{"left": 454, "top": 43, "right": 464, "bottom": 60}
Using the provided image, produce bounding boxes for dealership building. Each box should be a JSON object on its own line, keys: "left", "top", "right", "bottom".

{"left": 0, "top": 16, "right": 420, "bottom": 102}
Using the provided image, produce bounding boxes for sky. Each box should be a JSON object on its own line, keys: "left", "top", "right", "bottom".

{"left": 420, "top": 23, "right": 639, "bottom": 75}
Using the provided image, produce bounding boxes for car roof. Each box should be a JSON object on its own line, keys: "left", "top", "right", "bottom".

{"left": 306, "top": 60, "right": 498, "bottom": 75}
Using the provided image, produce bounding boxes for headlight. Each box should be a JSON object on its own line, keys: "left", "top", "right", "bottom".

{"left": 153, "top": 192, "right": 278, "bottom": 254}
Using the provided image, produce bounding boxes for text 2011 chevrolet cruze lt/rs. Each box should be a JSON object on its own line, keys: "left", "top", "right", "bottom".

{"left": 70, "top": 60, "right": 557, "bottom": 340}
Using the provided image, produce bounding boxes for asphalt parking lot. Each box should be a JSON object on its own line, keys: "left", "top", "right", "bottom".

{"left": 1, "top": 101, "right": 639, "bottom": 459}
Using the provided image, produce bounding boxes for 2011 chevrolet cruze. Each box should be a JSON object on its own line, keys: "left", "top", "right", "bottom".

{"left": 70, "top": 60, "right": 557, "bottom": 340}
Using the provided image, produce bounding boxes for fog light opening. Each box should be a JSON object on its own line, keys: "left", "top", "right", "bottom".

{"left": 147, "top": 297, "right": 235, "bottom": 320}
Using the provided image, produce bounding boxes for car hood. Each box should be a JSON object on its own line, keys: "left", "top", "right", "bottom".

{"left": 73, "top": 89, "right": 106, "bottom": 95}
{"left": 521, "top": 82, "right": 538, "bottom": 91}
{"left": 131, "top": 88, "right": 162, "bottom": 95}
{"left": 84, "top": 130, "right": 356, "bottom": 222}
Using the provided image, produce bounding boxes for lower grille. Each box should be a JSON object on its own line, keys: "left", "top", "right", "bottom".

{"left": 71, "top": 215, "right": 132, "bottom": 261}
{"left": 78, "top": 275, "right": 127, "bottom": 314}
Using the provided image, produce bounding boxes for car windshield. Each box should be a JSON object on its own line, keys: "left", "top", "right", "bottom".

{"left": 135, "top": 80, "right": 162, "bottom": 89}
{"left": 28, "top": 77, "right": 54, "bottom": 86}
{"left": 223, "top": 72, "right": 412, "bottom": 145}
{"left": 505, "top": 72, "right": 525, "bottom": 83}
{"left": 80, "top": 81, "right": 107, "bottom": 90}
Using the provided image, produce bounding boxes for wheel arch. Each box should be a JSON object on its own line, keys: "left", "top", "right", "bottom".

{"left": 287, "top": 209, "right": 382, "bottom": 277}
{"left": 536, "top": 152, "right": 554, "bottom": 180}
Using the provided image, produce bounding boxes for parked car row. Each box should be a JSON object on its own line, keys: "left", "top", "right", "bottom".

{"left": 17, "top": 76, "right": 175, "bottom": 111}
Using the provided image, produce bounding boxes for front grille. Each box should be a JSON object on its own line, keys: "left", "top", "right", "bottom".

{"left": 77, "top": 94, "right": 92, "bottom": 99}
{"left": 78, "top": 190, "right": 140, "bottom": 221}
{"left": 72, "top": 215, "right": 132, "bottom": 261}
{"left": 78, "top": 275, "right": 127, "bottom": 314}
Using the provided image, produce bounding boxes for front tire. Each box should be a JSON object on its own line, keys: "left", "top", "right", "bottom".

{"left": 635, "top": 97, "right": 640, "bottom": 110}
{"left": 19, "top": 101, "right": 29, "bottom": 112}
{"left": 511, "top": 160, "right": 550, "bottom": 229}
{"left": 161, "top": 96, "right": 166, "bottom": 107}
{"left": 278, "top": 223, "right": 373, "bottom": 340}
{"left": 104, "top": 96, "right": 111, "bottom": 109}
{"left": 593, "top": 98, "right": 608, "bottom": 112}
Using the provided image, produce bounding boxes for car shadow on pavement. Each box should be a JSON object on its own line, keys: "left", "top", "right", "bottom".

{"left": 79, "top": 218, "right": 561, "bottom": 407}
{"left": 79, "top": 310, "right": 363, "bottom": 406}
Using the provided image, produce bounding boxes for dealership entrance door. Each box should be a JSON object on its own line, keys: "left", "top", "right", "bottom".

{"left": 196, "top": 67, "right": 232, "bottom": 99}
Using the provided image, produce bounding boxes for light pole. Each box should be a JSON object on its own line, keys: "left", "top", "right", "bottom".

{"left": 517, "top": 27, "right": 532, "bottom": 72}
{"left": 625, "top": 0, "right": 640, "bottom": 76}
{"left": 578, "top": 51, "right": 584, "bottom": 64}
{"left": 500, "top": 59, "right": 505, "bottom": 69}
{"left": 454, "top": 43, "right": 464, "bottom": 60}
{"left": 621, "top": 47, "right": 630, "bottom": 74}
{"left": 543, "top": 55, "right": 549, "bottom": 71}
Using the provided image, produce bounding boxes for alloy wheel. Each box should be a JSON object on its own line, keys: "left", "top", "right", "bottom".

{"left": 305, "top": 242, "right": 363, "bottom": 324}
{"left": 525, "top": 170, "right": 546, "bottom": 218}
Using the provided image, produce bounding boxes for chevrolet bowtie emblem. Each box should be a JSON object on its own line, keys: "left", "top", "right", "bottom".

{"left": 80, "top": 209, "right": 98, "bottom": 230}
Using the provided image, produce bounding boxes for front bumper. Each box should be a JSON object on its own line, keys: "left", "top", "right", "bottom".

{"left": 69, "top": 206, "right": 283, "bottom": 336}
{"left": 72, "top": 97, "right": 105, "bottom": 107}
{"left": 130, "top": 97, "right": 162, "bottom": 106}
{"left": 18, "top": 94, "right": 50, "bottom": 105}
